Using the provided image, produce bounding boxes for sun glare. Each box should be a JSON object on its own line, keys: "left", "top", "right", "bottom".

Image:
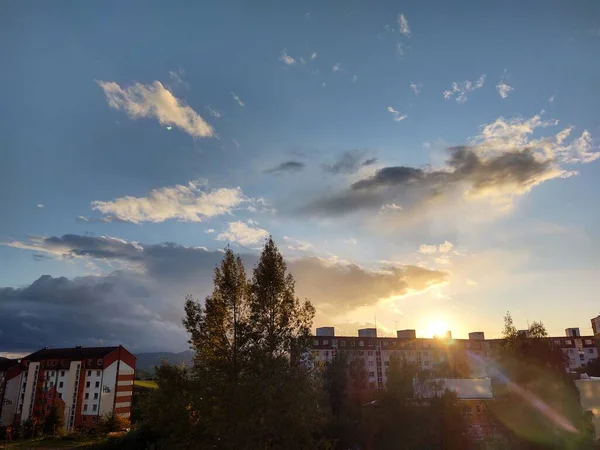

{"left": 427, "top": 320, "right": 449, "bottom": 338}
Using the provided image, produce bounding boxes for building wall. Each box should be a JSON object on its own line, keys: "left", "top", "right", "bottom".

{"left": 20, "top": 362, "right": 40, "bottom": 422}
{"left": 98, "top": 361, "right": 117, "bottom": 417}
{"left": 0, "top": 371, "right": 21, "bottom": 426}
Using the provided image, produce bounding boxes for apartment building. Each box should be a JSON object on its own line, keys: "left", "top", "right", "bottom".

{"left": 0, "top": 346, "right": 135, "bottom": 431}
{"left": 311, "top": 326, "right": 598, "bottom": 388}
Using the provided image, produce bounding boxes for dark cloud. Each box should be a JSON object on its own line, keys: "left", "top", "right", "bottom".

{"left": 322, "top": 150, "right": 376, "bottom": 174}
{"left": 303, "top": 146, "right": 559, "bottom": 217}
{"left": 1, "top": 235, "right": 448, "bottom": 353}
{"left": 264, "top": 161, "right": 305, "bottom": 174}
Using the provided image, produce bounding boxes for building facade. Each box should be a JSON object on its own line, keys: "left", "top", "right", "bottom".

{"left": 0, "top": 346, "right": 135, "bottom": 431}
{"left": 311, "top": 327, "right": 598, "bottom": 389}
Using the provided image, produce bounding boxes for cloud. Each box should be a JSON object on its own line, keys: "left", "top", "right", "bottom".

{"left": 398, "top": 13, "right": 410, "bottom": 37}
{"left": 205, "top": 106, "right": 222, "bottom": 118}
{"left": 231, "top": 91, "right": 245, "bottom": 107}
{"left": 37, "top": 204, "right": 44, "bottom": 209}
{"left": 410, "top": 82, "right": 422, "bottom": 95}
{"left": 90, "top": 179, "right": 248, "bottom": 223}
{"left": 205, "top": 229, "right": 215, "bottom": 234}
{"left": 283, "top": 236, "right": 312, "bottom": 252}
{"left": 300, "top": 113, "right": 598, "bottom": 224}
{"left": 387, "top": 106, "right": 408, "bottom": 122}
{"left": 96, "top": 80, "right": 214, "bottom": 138}
{"left": 443, "top": 75, "right": 486, "bottom": 103}
{"left": 311, "top": 52, "right": 317, "bottom": 60}
{"left": 321, "top": 150, "right": 376, "bottom": 174}
{"left": 332, "top": 63, "right": 341, "bottom": 72}
{"left": 264, "top": 161, "right": 306, "bottom": 174}
{"left": 496, "top": 82, "right": 513, "bottom": 99}
{"left": 396, "top": 42, "right": 407, "bottom": 56}
{"left": 419, "top": 241, "right": 454, "bottom": 254}
{"left": 279, "top": 51, "right": 297, "bottom": 65}
{"left": 1, "top": 234, "right": 448, "bottom": 351}
{"left": 217, "top": 221, "right": 269, "bottom": 246}
{"left": 549, "top": 95, "right": 556, "bottom": 103}
{"left": 352, "top": 74, "right": 358, "bottom": 83}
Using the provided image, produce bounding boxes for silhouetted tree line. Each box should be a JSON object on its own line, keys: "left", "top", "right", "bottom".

{"left": 83, "top": 241, "right": 596, "bottom": 449}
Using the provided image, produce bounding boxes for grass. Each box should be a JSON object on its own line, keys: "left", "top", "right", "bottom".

{"left": 134, "top": 380, "right": 158, "bottom": 390}
{"left": 5, "top": 435, "right": 107, "bottom": 448}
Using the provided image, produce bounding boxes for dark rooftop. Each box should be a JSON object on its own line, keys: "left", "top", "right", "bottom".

{"left": 22, "top": 346, "right": 120, "bottom": 362}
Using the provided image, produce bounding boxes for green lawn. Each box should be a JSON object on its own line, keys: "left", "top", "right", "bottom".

{"left": 134, "top": 380, "right": 158, "bottom": 389}
{"left": 6, "top": 435, "right": 107, "bottom": 448}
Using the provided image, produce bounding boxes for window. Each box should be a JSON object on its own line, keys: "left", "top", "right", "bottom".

{"left": 424, "top": 361, "right": 429, "bottom": 366}
{"left": 61, "top": 371, "right": 65, "bottom": 377}
{"left": 589, "top": 349, "right": 595, "bottom": 354}
{"left": 49, "top": 382, "right": 54, "bottom": 387}
{"left": 87, "top": 370, "right": 91, "bottom": 376}
{"left": 569, "top": 349, "right": 574, "bottom": 354}
{"left": 85, "top": 393, "right": 89, "bottom": 399}
{"left": 580, "top": 354, "right": 585, "bottom": 360}
{"left": 83, "top": 404, "right": 88, "bottom": 412}
{"left": 369, "top": 371, "right": 375, "bottom": 377}
{"left": 94, "top": 393, "right": 98, "bottom": 399}
{"left": 368, "top": 361, "right": 373, "bottom": 367}
{"left": 88, "top": 359, "right": 93, "bottom": 365}
{"left": 59, "top": 382, "right": 63, "bottom": 388}
{"left": 554, "top": 340, "right": 561, "bottom": 346}
{"left": 92, "top": 404, "right": 97, "bottom": 411}
{"left": 565, "top": 339, "right": 572, "bottom": 345}
{"left": 384, "top": 361, "right": 390, "bottom": 367}
{"left": 368, "top": 351, "right": 373, "bottom": 356}
{"left": 86, "top": 382, "right": 90, "bottom": 388}
{"left": 96, "top": 370, "right": 101, "bottom": 376}
{"left": 323, "top": 340, "right": 328, "bottom": 346}
{"left": 97, "top": 358, "right": 102, "bottom": 365}
{"left": 476, "top": 405, "right": 482, "bottom": 413}
{"left": 51, "top": 371, "right": 55, "bottom": 376}
{"left": 359, "top": 341, "right": 364, "bottom": 347}
{"left": 340, "top": 340, "right": 346, "bottom": 347}
{"left": 312, "top": 339, "right": 318, "bottom": 346}
{"left": 58, "top": 393, "right": 62, "bottom": 399}
{"left": 424, "top": 351, "right": 428, "bottom": 356}
{"left": 359, "top": 351, "right": 364, "bottom": 356}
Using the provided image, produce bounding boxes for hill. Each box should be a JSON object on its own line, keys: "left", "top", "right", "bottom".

{"left": 135, "top": 350, "right": 193, "bottom": 375}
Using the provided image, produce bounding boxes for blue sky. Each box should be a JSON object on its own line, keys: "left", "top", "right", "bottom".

{"left": 1, "top": 0, "right": 600, "bottom": 352}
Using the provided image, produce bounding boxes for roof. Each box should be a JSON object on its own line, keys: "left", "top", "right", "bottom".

{"left": 22, "top": 346, "right": 120, "bottom": 362}
{"left": 419, "top": 378, "right": 494, "bottom": 400}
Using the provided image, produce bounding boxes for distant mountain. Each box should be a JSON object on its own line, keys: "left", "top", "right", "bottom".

{"left": 135, "top": 350, "right": 194, "bottom": 373}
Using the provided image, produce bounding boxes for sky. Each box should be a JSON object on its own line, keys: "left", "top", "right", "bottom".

{"left": 1, "top": 0, "right": 600, "bottom": 353}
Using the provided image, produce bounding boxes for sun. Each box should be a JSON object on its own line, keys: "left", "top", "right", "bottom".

{"left": 427, "top": 320, "right": 449, "bottom": 338}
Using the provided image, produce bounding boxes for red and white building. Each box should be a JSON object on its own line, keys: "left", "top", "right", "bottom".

{"left": 0, "top": 346, "right": 135, "bottom": 431}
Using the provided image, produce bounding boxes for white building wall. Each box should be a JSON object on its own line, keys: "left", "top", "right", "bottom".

{"left": 21, "top": 362, "right": 39, "bottom": 421}
{"left": 99, "top": 361, "right": 118, "bottom": 416}
{"left": 63, "top": 361, "right": 81, "bottom": 431}
{"left": 82, "top": 368, "right": 103, "bottom": 415}
{"left": 0, "top": 375, "right": 21, "bottom": 426}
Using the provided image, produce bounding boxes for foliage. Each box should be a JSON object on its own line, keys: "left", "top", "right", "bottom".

{"left": 42, "top": 403, "right": 64, "bottom": 436}
{"left": 98, "top": 412, "right": 129, "bottom": 433}
{"left": 493, "top": 313, "right": 594, "bottom": 449}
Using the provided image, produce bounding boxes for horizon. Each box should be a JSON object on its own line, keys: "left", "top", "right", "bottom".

{"left": 1, "top": 0, "right": 600, "bottom": 354}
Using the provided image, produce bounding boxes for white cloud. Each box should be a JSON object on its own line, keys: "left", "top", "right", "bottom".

{"left": 332, "top": 63, "right": 341, "bottom": 72}
{"left": 496, "top": 82, "right": 513, "bottom": 99}
{"left": 422, "top": 142, "right": 431, "bottom": 148}
{"left": 410, "top": 82, "right": 422, "bottom": 95}
{"left": 205, "top": 228, "right": 215, "bottom": 234}
{"left": 549, "top": 95, "right": 555, "bottom": 103}
{"left": 232, "top": 138, "right": 240, "bottom": 148}
{"left": 311, "top": 52, "right": 317, "bottom": 60}
{"left": 90, "top": 179, "right": 249, "bottom": 224}
{"left": 398, "top": 13, "right": 410, "bottom": 37}
{"left": 352, "top": 74, "right": 358, "bottom": 83}
{"left": 283, "top": 236, "right": 312, "bottom": 252}
{"left": 396, "top": 41, "right": 407, "bottom": 56}
{"left": 231, "top": 91, "right": 245, "bottom": 107}
{"left": 387, "top": 106, "right": 408, "bottom": 122}
{"left": 419, "top": 241, "right": 454, "bottom": 255}
{"left": 97, "top": 80, "right": 214, "bottom": 138}
{"left": 443, "top": 75, "right": 486, "bottom": 103}
{"left": 379, "top": 203, "right": 403, "bottom": 214}
{"left": 279, "top": 51, "right": 297, "bottom": 65}
{"left": 205, "top": 106, "right": 221, "bottom": 118}
{"left": 37, "top": 204, "right": 44, "bottom": 209}
{"left": 217, "top": 221, "right": 269, "bottom": 246}
{"left": 343, "top": 238, "right": 358, "bottom": 245}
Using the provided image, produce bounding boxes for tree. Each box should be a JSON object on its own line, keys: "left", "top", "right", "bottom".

{"left": 42, "top": 403, "right": 64, "bottom": 435}
{"left": 99, "top": 411, "right": 129, "bottom": 433}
